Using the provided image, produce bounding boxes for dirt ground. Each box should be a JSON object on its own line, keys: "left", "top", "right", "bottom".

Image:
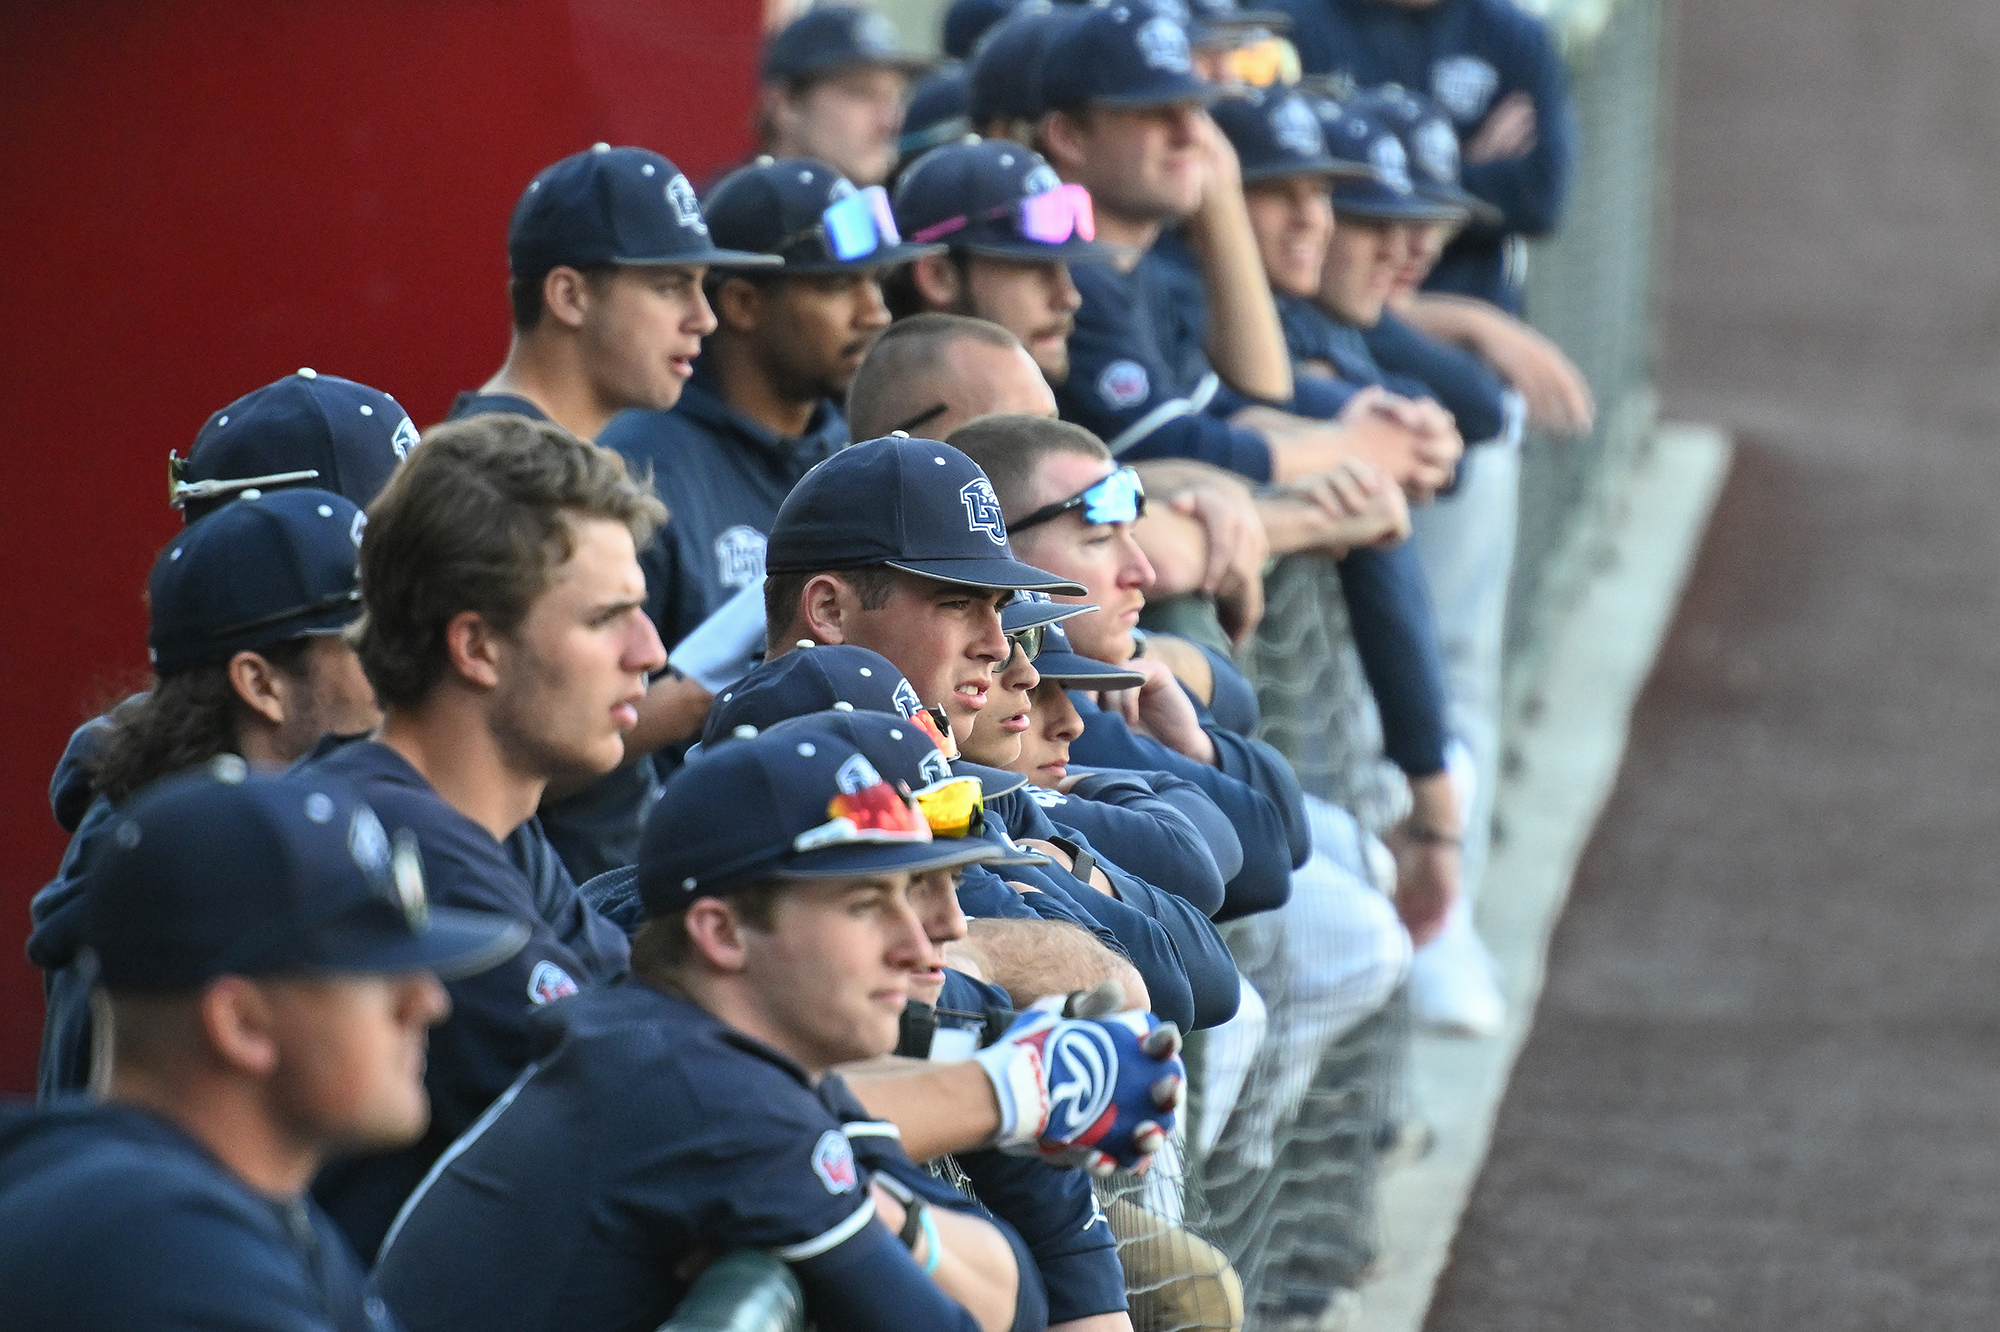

{"left": 1425, "top": 0, "right": 2000, "bottom": 1327}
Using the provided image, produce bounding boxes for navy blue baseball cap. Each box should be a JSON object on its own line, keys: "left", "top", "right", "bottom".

{"left": 945, "top": 0, "right": 1016, "bottom": 58}
{"left": 967, "top": 3, "right": 1080, "bottom": 126}
{"left": 84, "top": 759, "right": 529, "bottom": 991}
{"left": 762, "top": 5, "right": 933, "bottom": 83}
{"left": 703, "top": 158, "right": 944, "bottom": 273}
{"left": 1344, "top": 85, "right": 1503, "bottom": 226}
{"left": 148, "top": 487, "right": 365, "bottom": 675}
{"left": 1038, "top": 2, "right": 1217, "bottom": 111}
{"left": 173, "top": 369, "right": 417, "bottom": 522}
{"left": 701, "top": 644, "right": 1029, "bottom": 799}
{"left": 765, "top": 437, "right": 1086, "bottom": 593}
{"left": 900, "top": 66, "right": 973, "bottom": 161}
{"left": 1186, "top": 0, "right": 1291, "bottom": 43}
{"left": 507, "top": 144, "right": 781, "bottom": 279}
{"left": 1027, "top": 619, "right": 1147, "bottom": 688}
{"left": 1211, "top": 87, "right": 1372, "bottom": 183}
{"left": 639, "top": 725, "right": 1004, "bottom": 909}
{"left": 1314, "top": 100, "right": 1471, "bottom": 222}
{"left": 895, "top": 138, "right": 1121, "bottom": 262}
{"left": 1001, "top": 590, "right": 1090, "bottom": 636}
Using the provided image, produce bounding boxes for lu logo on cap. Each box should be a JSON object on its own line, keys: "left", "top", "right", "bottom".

{"left": 1136, "top": 15, "right": 1191, "bottom": 72}
{"left": 666, "top": 174, "right": 707, "bottom": 233}
{"left": 1271, "top": 97, "right": 1324, "bottom": 157}
{"left": 960, "top": 478, "right": 1008, "bottom": 545}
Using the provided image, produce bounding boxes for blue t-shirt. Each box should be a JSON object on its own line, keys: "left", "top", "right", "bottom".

{"left": 0, "top": 1100, "right": 399, "bottom": 1332}
{"left": 1273, "top": 0, "right": 1575, "bottom": 312}
{"left": 303, "top": 740, "right": 630, "bottom": 1260}
{"left": 375, "top": 984, "right": 1022, "bottom": 1332}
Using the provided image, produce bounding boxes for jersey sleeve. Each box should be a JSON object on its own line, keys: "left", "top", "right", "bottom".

{"left": 1363, "top": 313, "right": 1510, "bottom": 445}
{"left": 1337, "top": 543, "right": 1451, "bottom": 779}
{"left": 1455, "top": 7, "right": 1576, "bottom": 237}
{"left": 1033, "top": 780, "right": 1227, "bottom": 918}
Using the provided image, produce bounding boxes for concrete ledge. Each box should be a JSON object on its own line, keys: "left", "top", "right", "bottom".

{"left": 1358, "top": 423, "right": 1733, "bottom": 1332}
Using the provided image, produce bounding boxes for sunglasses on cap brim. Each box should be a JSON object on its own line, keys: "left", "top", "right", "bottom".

{"left": 780, "top": 185, "right": 904, "bottom": 264}
{"left": 910, "top": 182, "right": 1096, "bottom": 247}
{"left": 1006, "top": 466, "right": 1146, "bottom": 534}
{"left": 793, "top": 776, "right": 934, "bottom": 853}
{"left": 1213, "top": 35, "right": 1300, "bottom": 88}
{"left": 912, "top": 774, "right": 985, "bottom": 839}
{"left": 168, "top": 450, "right": 323, "bottom": 509}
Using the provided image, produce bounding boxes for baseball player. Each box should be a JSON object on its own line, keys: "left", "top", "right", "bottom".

{"left": 758, "top": 6, "right": 933, "bottom": 188}
{"left": 1272, "top": 0, "right": 1576, "bottom": 316}
{"left": 445, "top": 142, "right": 778, "bottom": 879}
{"left": 886, "top": 136, "right": 1120, "bottom": 385}
{"left": 375, "top": 723, "right": 1186, "bottom": 1332}
{"left": 1, "top": 762, "right": 525, "bottom": 1330}
{"left": 301, "top": 413, "right": 661, "bottom": 1256}
{"left": 598, "top": 155, "right": 939, "bottom": 668}
{"left": 31, "top": 486, "right": 379, "bottom": 1100}
{"left": 756, "top": 437, "right": 1240, "bottom": 1031}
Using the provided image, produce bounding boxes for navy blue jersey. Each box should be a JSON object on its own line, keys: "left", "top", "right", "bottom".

{"left": 1061, "top": 260, "right": 1275, "bottom": 479}
{"left": 988, "top": 790, "right": 1238, "bottom": 1029}
{"left": 1015, "top": 771, "right": 1226, "bottom": 917}
{"left": 599, "top": 371, "right": 849, "bottom": 653}
{"left": 1065, "top": 694, "right": 1306, "bottom": 919}
{"left": 445, "top": 390, "right": 550, "bottom": 423}
{"left": 1363, "top": 308, "right": 1519, "bottom": 447}
{"left": 1141, "top": 232, "right": 1361, "bottom": 422}
{"left": 1277, "top": 293, "right": 1433, "bottom": 400}
{"left": 28, "top": 716, "right": 116, "bottom": 1101}
{"left": 0, "top": 1100, "right": 398, "bottom": 1332}
{"left": 303, "top": 740, "right": 630, "bottom": 1259}
{"left": 375, "top": 985, "right": 1003, "bottom": 1332}
{"left": 1274, "top": 0, "right": 1575, "bottom": 311}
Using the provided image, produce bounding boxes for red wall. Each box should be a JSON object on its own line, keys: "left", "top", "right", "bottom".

{"left": 0, "top": 1, "right": 762, "bottom": 1093}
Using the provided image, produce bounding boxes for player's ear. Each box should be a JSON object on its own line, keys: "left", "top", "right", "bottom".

{"left": 443, "top": 610, "right": 503, "bottom": 691}
{"left": 541, "top": 266, "right": 592, "bottom": 331}
{"left": 909, "top": 254, "right": 964, "bottom": 312}
{"left": 712, "top": 275, "right": 765, "bottom": 336}
{"left": 1037, "top": 110, "right": 1088, "bottom": 176}
{"left": 198, "top": 977, "right": 281, "bottom": 1079}
{"left": 799, "top": 573, "right": 852, "bottom": 645}
{"left": 227, "top": 650, "right": 289, "bottom": 727}
{"left": 683, "top": 899, "right": 750, "bottom": 972}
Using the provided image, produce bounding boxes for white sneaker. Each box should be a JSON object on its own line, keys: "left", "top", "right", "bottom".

{"left": 1408, "top": 912, "right": 1505, "bottom": 1037}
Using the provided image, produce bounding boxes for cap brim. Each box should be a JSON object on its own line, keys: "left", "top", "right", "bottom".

{"left": 1037, "top": 650, "right": 1147, "bottom": 689}
{"left": 774, "top": 837, "right": 1006, "bottom": 882}
{"left": 884, "top": 556, "right": 1087, "bottom": 596}
{"left": 1333, "top": 193, "right": 1471, "bottom": 223}
{"left": 1089, "top": 83, "right": 1223, "bottom": 110}
{"left": 950, "top": 757, "right": 1029, "bottom": 800}
{"left": 1195, "top": 9, "right": 1294, "bottom": 37}
{"left": 954, "top": 236, "right": 1131, "bottom": 265}
{"left": 614, "top": 249, "right": 785, "bottom": 270}
{"left": 314, "top": 908, "right": 531, "bottom": 983}
{"left": 1242, "top": 157, "right": 1375, "bottom": 184}
{"left": 1001, "top": 598, "right": 1094, "bottom": 633}
{"left": 1426, "top": 185, "right": 1503, "bottom": 226}
{"left": 780, "top": 240, "right": 950, "bottom": 274}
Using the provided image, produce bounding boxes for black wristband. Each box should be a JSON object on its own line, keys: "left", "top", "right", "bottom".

{"left": 898, "top": 1196, "right": 930, "bottom": 1250}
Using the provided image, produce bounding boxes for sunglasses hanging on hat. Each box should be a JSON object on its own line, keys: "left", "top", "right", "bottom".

{"left": 780, "top": 185, "right": 906, "bottom": 263}
{"left": 1006, "top": 466, "right": 1147, "bottom": 534}
{"left": 910, "top": 182, "right": 1096, "bottom": 246}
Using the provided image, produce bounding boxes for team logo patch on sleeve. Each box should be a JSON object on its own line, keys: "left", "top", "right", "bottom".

{"left": 1431, "top": 56, "right": 1500, "bottom": 123}
{"left": 959, "top": 478, "right": 1009, "bottom": 545}
{"left": 812, "top": 1129, "right": 859, "bottom": 1193}
{"left": 713, "top": 525, "right": 768, "bottom": 590}
{"left": 1098, "top": 360, "right": 1150, "bottom": 410}
{"left": 527, "top": 960, "right": 579, "bottom": 1004}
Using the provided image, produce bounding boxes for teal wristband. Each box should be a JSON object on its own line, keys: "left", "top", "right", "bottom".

{"left": 918, "top": 1205, "right": 943, "bottom": 1276}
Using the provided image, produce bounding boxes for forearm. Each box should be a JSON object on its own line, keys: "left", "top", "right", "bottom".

{"left": 841, "top": 1060, "right": 1004, "bottom": 1161}
{"left": 1186, "top": 198, "right": 1292, "bottom": 404}
{"left": 871, "top": 1189, "right": 1022, "bottom": 1332}
{"left": 962, "top": 917, "right": 1150, "bottom": 1013}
